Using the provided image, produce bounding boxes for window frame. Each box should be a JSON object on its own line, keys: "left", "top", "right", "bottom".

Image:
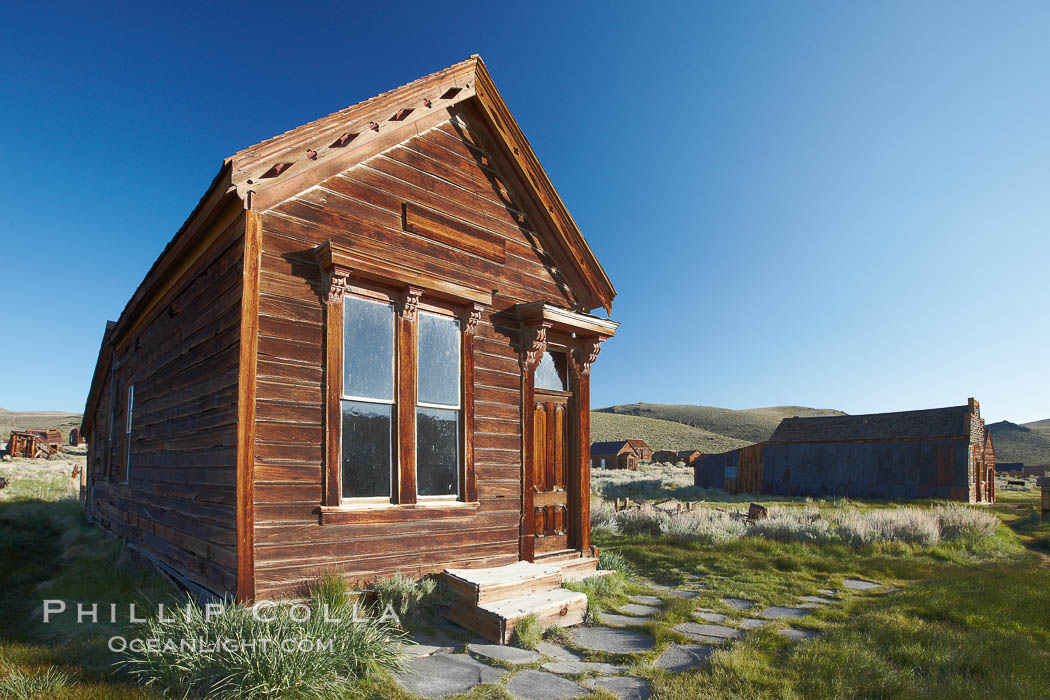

{"left": 316, "top": 242, "right": 489, "bottom": 518}
{"left": 122, "top": 383, "right": 134, "bottom": 484}
{"left": 415, "top": 307, "right": 463, "bottom": 501}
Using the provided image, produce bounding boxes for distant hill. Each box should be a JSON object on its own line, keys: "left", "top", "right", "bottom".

{"left": 988, "top": 420, "right": 1050, "bottom": 466}
{"left": 590, "top": 412, "right": 751, "bottom": 453}
{"left": 0, "top": 409, "right": 83, "bottom": 442}
{"left": 595, "top": 403, "right": 846, "bottom": 444}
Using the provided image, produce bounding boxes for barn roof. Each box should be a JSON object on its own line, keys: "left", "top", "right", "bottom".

{"left": 590, "top": 440, "right": 632, "bottom": 455}
{"left": 768, "top": 405, "right": 973, "bottom": 443}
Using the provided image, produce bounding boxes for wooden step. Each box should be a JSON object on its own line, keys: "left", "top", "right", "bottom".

{"left": 550, "top": 555, "right": 599, "bottom": 580}
{"left": 443, "top": 561, "right": 563, "bottom": 605}
{"left": 443, "top": 588, "right": 588, "bottom": 644}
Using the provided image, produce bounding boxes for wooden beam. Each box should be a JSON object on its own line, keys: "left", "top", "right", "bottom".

{"left": 236, "top": 210, "right": 262, "bottom": 603}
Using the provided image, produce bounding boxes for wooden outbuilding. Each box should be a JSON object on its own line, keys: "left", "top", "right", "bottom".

{"left": 626, "top": 439, "right": 653, "bottom": 461}
{"left": 696, "top": 399, "right": 995, "bottom": 503}
{"left": 589, "top": 441, "right": 641, "bottom": 470}
{"left": 651, "top": 450, "right": 680, "bottom": 464}
{"left": 80, "top": 57, "right": 619, "bottom": 608}
{"left": 677, "top": 449, "right": 702, "bottom": 467}
{"left": 69, "top": 427, "right": 81, "bottom": 446}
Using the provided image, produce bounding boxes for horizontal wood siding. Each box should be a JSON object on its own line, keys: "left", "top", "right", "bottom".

{"left": 253, "top": 115, "right": 579, "bottom": 598}
{"left": 86, "top": 214, "right": 245, "bottom": 596}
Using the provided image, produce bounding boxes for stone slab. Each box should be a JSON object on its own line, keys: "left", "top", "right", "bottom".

{"left": 816, "top": 589, "right": 838, "bottom": 596}
{"left": 585, "top": 676, "right": 652, "bottom": 700}
{"left": 543, "top": 661, "right": 626, "bottom": 675}
{"left": 842, "top": 578, "right": 882, "bottom": 591}
{"left": 654, "top": 643, "right": 715, "bottom": 672}
{"left": 737, "top": 618, "right": 767, "bottom": 629}
{"left": 778, "top": 627, "right": 820, "bottom": 641}
{"left": 619, "top": 603, "right": 662, "bottom": 616}
{"left": 644, "top": 583, "right": 671, "bottom": 591}
{"left": 599, "top": 613, "right": 655, "bottom": 628}
{"left": 665, "top": 589, "right": 700, "bottom": 599}
{"left": 673, "top": 622, "right": 745, "bottom": 643}
{"left": 798, "top": 596, "right": 835, "bottom": 605}
{"left": 507, "top": 669, "right": 592, "bottom": 699}
{"left": 468, "top": 643, "right": 542, "bottom": 665}
{"left": 721, "top": 597, "right": 755, "bottom": 610}
{"left": 757, "top": 606, "right": 812, "bottom": 619}
{"left": 393, "top": 653, "right": 506, "bottom": 698}
{"left": 537, "top": 642, "right": 580, "bottom": 662}
{"left": 693, "top": 611, "right": 727, "bottom": 623}
{"left": 572, "top": 626, "right": 657, "bottom": 654}
{"left": 403, "top": 642, "right": 456, "bottom": 657}
{"left": 628, "top": 595, "right": 664, "bottom": 605}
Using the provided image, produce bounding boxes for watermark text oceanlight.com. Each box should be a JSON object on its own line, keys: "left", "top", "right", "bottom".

{"left": 108, "top": 636, "right": 338, "bottom": 654}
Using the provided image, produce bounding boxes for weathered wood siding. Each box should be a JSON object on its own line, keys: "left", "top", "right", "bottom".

{"left": 252, "top": 111, "right": 580, "bottom": 598}
{"left": 86, "top": 212, "right": 245, "bottom": 595}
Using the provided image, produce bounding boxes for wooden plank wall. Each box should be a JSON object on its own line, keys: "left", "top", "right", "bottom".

{"left": 252, "top": 113, "right": 580, "bottom": 598}
{"left": 86, "top": 215, "right": 245, "bottom": 595}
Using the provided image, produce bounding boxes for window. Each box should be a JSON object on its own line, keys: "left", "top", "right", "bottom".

{"left": 123, "top": 384, "right": 134, "bottom": 482}
{"left": 341, "top": 296, "right": 395, "bottom": 500}
{"left": 725, "top": 465, "right": 738, "bottom": 479}
{"left": 416, "top": 312, "right": 460, "bottom": 497}
{"left": 534, "top": 349, "right": 567, "bottom": 391}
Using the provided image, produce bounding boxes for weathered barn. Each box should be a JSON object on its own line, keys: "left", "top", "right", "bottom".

{"left": 80, "top": 57, "right": 618, "bottom": 609}
{"left": 589, "top": 441, "right": 640, "bottom": 470}
{"left": 651, "top": 449, "right": 680, "bottom": 464}
{"left": 695, "top": 399, "right": 995, "bottom": 503}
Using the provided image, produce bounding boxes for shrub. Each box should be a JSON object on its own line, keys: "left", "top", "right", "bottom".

{"left": 869, "top": 508, "right": 940, "bottom": 546}
{"left": 935, "top": 504, "right": 1000, "bottom": 541}
{"left": 0, "top": 665, "right": 75, "bottom": 699}
{"left": 121, "top": 592, "right": 404, "bottom": 699}
{"left": 612, "top": 504, "right": 664, "bottom": 536}
{"left": 750, "top": 506, "right": 837, "bottom": 544}
{"left": 590, "top": 499, "right": 617, "bottom": 532}
{"left": 663, "top": 508, "right": 747, "bottom": 545}
{"left": 597, "top": 549, "right": 636, "bottom": 579}
{"left": 511, "top": 614, "right": 542, "bottom": 650}
{"left": 371, "top": 573, "right": 438, "bottom": 622}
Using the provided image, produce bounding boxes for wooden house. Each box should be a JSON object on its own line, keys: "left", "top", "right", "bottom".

{"left": 651, "top": 449, "right": 680, "bottom": 464}
{"left": 695, "top": 399, "right": 995, "bottom": 503}
{"left": 676, "top": 449, "right": 702, "bottom": 467}
{"left": 626, "top": 439, "right": 653, "bottom": 461}
{"left": 589, "top": 441, "right": 640, "bottom": 470}
{"left": 80, "top": 56, "right": 618, "bottom": 612}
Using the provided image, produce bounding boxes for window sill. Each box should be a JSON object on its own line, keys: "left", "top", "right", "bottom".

{"left": 319, "top": 501, "right": 480, "bottom": 524}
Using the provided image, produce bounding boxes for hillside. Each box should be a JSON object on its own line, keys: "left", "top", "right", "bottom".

{"left": 988, "top": 420, "right": 1050, "bottom": 466}
{"left": 595, "top": 403, "right": 845, "bottom": 444}
{"left": 590, "top": 412, "right": 751, "bottom": 453}
{"left": 0, "top": 409, "right": 83, "bottom": 442}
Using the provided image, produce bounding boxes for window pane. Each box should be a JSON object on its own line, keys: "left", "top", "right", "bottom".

{"left": 416, "top": 407, "right": 459, "bottom": 496}
{"left": 344, "top": 296, "right": 394, "bottom": 400}
{"left": 341, "top": 400, "right": 391, "bottom": 499}
{"left": 418, "top": 313, "right": 460, "bottom": 406}
{"left": 534, "top": 350, "right": 567, "bottom": 391}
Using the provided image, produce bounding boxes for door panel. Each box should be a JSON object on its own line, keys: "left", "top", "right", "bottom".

{"left": 532, "top": 391, "right": 569, "bottom": 552}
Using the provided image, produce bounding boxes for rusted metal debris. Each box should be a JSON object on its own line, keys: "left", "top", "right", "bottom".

{"left": 748, "top": 503, "right": 769, "bottom": 520}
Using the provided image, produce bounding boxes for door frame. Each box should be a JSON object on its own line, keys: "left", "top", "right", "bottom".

{"left": 519, "top": 321, "right": 598, "bottom": 561}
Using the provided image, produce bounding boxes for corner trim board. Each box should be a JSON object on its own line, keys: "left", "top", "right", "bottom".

{"left": 236, "top": 210, "right": 262, "bottom": 602}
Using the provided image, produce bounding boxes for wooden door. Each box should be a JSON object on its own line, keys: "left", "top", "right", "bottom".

{"left": 531, "top": 390, "right": 570, "bottom": 553}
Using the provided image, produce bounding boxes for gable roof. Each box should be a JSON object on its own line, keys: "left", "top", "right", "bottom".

{"left": 626, "top": 439, "right": 651, "bottom": 450}
{"left": 590, "top": 440, "right": 633, "bottom": 456}
{"left": 768, "top": 405, "right": 973, "bottom": 443}
{"left": 229, "top": 54, "right": 614, "bottom": 312}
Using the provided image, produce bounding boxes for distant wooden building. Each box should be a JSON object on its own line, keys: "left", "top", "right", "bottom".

{"left": 677, "top": 449, "right": 702, "bottom": 467}
{"left": 696, "top": 399, "right": 995, "bottom": 503}
{"left": 80, "top": 57, "right": 619, "bottom": 604}
{"left": 651, "top": 450, "right": 680, "bottom": 464}
{"left": 69, "top": 427, "right": 81, "bottom": 446}
{"left": 590, "top": 441, "right": 640, "bottom": 470}
{"left": 627, "top": 439, "right": 653, "bottom": 461}
{"left": 995, "top": 462, "right": 1024, "bottom": 474}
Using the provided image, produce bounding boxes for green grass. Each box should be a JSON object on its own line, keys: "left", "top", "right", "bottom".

{"left": 585, "top": 493, "right": 1050, "bottom": 699}
{"left": 595, "top": 403, "right": 845, "bottom": 444}
{"left": 590, "top": 411, "right": 751, "bottom": 452}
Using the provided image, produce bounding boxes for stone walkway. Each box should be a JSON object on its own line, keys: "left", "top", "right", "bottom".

{"left": 393, "top": 575, "right": 892, "bottom": 698}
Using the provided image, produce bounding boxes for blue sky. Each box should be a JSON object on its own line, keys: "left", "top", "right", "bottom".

{"left": 1, "top": 1, "right": 1047, "bottom": 423}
